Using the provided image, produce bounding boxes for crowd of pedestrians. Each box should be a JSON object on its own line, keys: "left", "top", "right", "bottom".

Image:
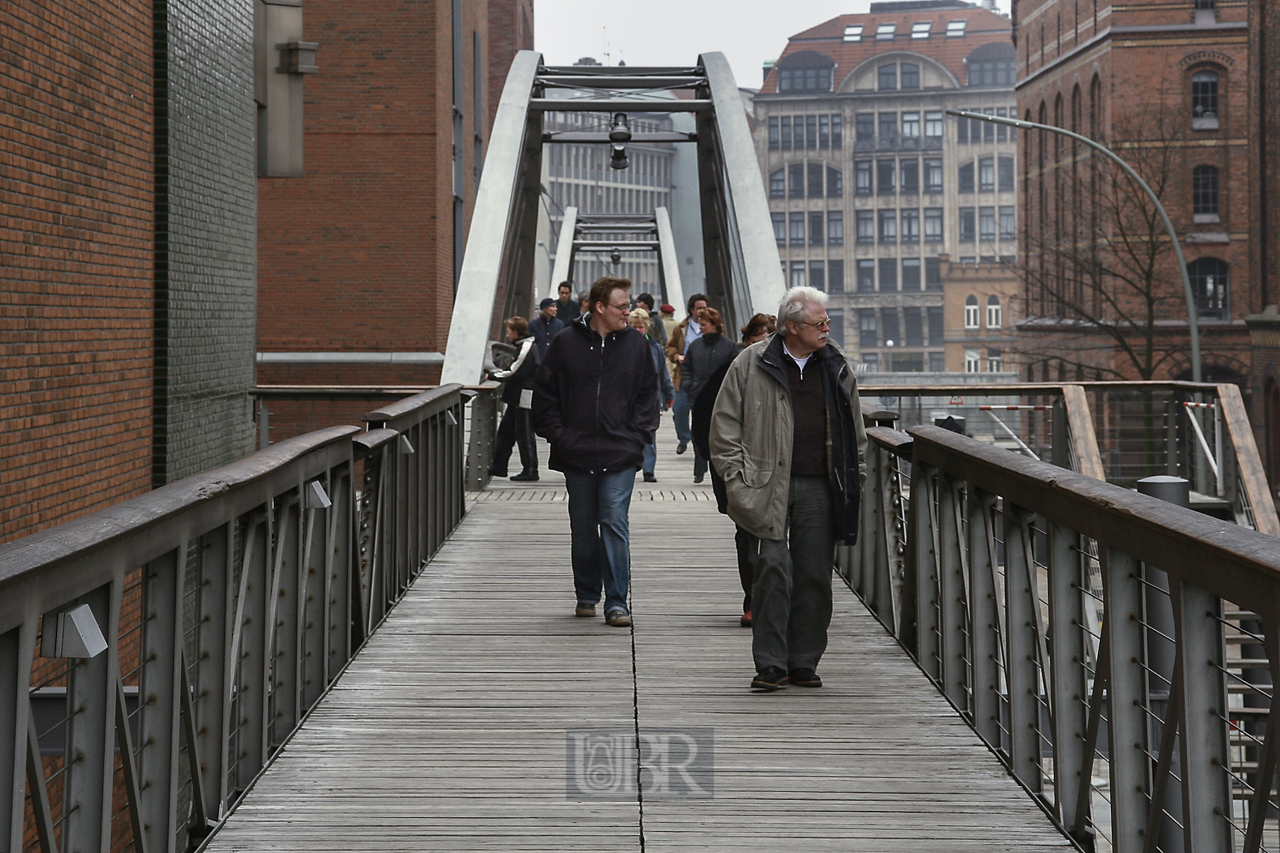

{"left": 488, "top": 278, "right": 865, "bottom": 692}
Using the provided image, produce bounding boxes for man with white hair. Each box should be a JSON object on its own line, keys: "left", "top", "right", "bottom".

{"left": 709, "top": 286, "right": 866, "bottom": 691}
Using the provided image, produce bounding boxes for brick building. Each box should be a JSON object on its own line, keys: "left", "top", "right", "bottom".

{"left": 754, "top": 0, "right": 1017, "bottom": 373}
{"left": 1012, "top": 0, "right": 1252, "bottom": 385}
{"left": 2, "top": 0, "right": 258, "bottom": 542}
{"left": 940, "top": 254, "right": 1020, "bottom": 372}
{"left": 256, "top": 0, "right": 534, "bottom": 403}
{"left": 1248, "top": 0, "right": 1280, "bottom": 492}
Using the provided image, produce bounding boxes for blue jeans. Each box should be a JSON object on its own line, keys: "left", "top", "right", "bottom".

{"left": 642, "top": 430, "right": 657, "bottom": 475}
{"left": 564, "top": 469, "right": 637, "bottom": 615}
{"left": 673, "top": 389, "right": 691, "bottom": 443}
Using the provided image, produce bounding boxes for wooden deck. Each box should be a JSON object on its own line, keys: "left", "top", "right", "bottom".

{"left": 203, "top": 425, "right": 1074, "bottom": 852}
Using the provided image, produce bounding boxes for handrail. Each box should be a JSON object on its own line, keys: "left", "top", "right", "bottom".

{"left": 0, "top": 388, "right": 468, "bottom": 853}
{"left": 847, "top": 424, "right": 1280, "bottom": 852}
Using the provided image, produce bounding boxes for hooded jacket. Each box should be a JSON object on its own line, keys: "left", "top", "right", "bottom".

{"left": 709, "top": 333, "right": 867, "bottom": 544}
{"left": 532, "top": 315, "right": 660, "bottom": 473}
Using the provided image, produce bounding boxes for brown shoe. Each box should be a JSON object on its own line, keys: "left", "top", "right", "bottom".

{"left": 740, "top": 610, "right": 752, "bottom": 627}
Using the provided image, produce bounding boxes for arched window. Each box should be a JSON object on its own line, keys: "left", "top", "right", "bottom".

{"left": 1187, "top": 257, "right": 1229, "bottom": 319}
{"left": 964, "top": 295, "right": 980, "bottom": 329}
{"left": 1192, "top": 165, "right": 1219, "bottom": 219}
{"left": 1192, "top": 70, "right": 1220, "bottom": 128}
{"left": 769, "top": 169, "right": 785, "bottom": 198}
{"left": 986, "top": 295, "right": 1002, "bottom": 328}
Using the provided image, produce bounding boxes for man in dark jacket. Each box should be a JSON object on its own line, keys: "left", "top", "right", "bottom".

{"left": 710, "top": 286, "right": 866, "bottom": 691}
{"left": 532, "top": 276, "right": 659, "bottom": 628}
{"left": 553, "top": 281, "right": 578, "bottom": 324}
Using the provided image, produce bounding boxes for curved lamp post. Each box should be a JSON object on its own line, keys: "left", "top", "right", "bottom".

{"left": 947, "top": 109, "right": 1202, "bottom": 383}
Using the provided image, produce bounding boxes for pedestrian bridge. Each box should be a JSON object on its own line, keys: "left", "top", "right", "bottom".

{"left": 8, "top": 48, "right": 1280, "bottom": 853}
{"left": 5, "top": 379, "right": 1280, "bottom": 853}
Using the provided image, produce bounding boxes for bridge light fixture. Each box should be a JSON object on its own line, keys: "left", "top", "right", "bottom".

{"left": 610, "top": 247, "right": 622, "bottom": 266}
{"left": 610, "top": 143, "right": 629, "bottom": 170}
{"left": 608, "top": 112, "right": 631, "bottom": 142}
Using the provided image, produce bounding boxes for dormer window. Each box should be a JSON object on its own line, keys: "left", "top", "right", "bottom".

{"left": 843, "top": 24, "right": 864, "bottom": 42}
{"left": 911, "top": 21, "right": 932, "bottom": 38}
{"left": 876, "top": 22, "right": 897, "bottom": 40}
{"left": 947, "top": 19, "right": 967, "bottom": 37}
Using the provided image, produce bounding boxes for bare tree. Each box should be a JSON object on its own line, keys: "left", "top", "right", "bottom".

{"left": 1014, "top": 107, "right": 1195, "bottom": 381}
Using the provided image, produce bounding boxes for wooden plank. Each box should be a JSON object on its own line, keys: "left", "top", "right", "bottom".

{"left": 203, "top": 423, "right": 1073, "bottom": 852}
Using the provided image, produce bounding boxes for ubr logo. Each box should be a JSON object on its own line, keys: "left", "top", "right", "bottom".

{"left": 566, "top": 727, "right": 714, "bottom": 800}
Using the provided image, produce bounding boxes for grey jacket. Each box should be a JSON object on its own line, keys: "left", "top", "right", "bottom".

{"left": 709, "top": 333, "right": 867, "bottom": 542}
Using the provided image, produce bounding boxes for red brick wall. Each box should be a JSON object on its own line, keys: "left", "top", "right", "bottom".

{"left": 258, "top": 0, "right": 503, "bottom": 389}
{"left": 487, "top": 0, "right": 535, "bottom": 127}
{"left": 0, "top": 0, "right": 154, "bottom": 542}
{"left": 1013, "top": 0, "right": 1253, "bottom": 384}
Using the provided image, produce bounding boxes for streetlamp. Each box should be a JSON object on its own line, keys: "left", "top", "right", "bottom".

{"left": 947, "top": 109, "right": 1202, "bottom": 383}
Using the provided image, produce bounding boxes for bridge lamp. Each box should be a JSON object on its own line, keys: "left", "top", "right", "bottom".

{"left": 610, "top": 247, "right": 622, "bottom": 266}
{"left": 610, "top": 143, "right": 629, "bottom": 170}
{"left": 609, "top": 112, "right": 631, "bottom": 142}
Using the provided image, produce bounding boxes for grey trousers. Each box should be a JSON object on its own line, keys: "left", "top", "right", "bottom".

{"left": 748, "top": 475, "right": 835, "bottom": 672}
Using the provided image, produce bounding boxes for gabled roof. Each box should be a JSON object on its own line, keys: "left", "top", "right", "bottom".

{"left": 759, "top": 5, "right": 1012, "bottom": 95}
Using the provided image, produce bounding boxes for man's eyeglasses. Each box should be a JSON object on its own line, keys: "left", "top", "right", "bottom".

{"left": 796, "top": 317, "right": 831, "bottom": 330}
{"left": 608, "top": 301, "right": 632, "bottom": 312}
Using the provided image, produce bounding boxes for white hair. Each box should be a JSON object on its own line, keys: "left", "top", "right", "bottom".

{"left": 776, "top": 286, "right": 829, "bottom": 336}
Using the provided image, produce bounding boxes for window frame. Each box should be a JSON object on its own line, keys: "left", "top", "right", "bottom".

{"left": 964, "top": 295, "right": 980, "bottom": 330}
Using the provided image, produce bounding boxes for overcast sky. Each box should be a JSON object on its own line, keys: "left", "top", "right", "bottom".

{"left": 532, "top": 0, "right": 1006, "bottom": 90}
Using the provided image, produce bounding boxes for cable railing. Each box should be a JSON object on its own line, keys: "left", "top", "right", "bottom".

{"left": 855, "top": 381, "right": 1278, "bottom": 537}
{"left": 844, "top": 423, "right": 1280, "bottom": 853}
{"left": 0, "top": 385, "right": 467, "bottom": 853}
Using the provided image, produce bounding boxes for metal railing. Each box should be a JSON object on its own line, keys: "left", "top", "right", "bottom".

{"left": 843, "top": 423, "right": 1280, "bottom": 853}
{"left": 0, "top": 385, "right": 466, "bottom": 853}
{"left": 856, "top": 381, "right": 1279, "bottom": 536}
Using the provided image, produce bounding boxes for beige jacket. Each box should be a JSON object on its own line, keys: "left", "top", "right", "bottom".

{"left": 709, "top": 334, "right": 867, "bottom": 542}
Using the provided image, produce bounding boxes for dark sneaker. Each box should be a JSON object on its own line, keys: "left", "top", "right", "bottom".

{"left": 510, "top": 470, "right": 539, "bottom": 481}
{"left": 740, "top": 609, "right": 752, "bottom": 628}
{"left": 676, "top": 441, "right": 688, "bottom": 455}
{"left": 605, "top": 610, "right": 632, "bottom": 628}
{"left": 643, "top": 472, "right": 657, "bottom": 483}
{"left": 788, "top": 668, "right": 822, "bottom": 688}
{"left": 751, "top": 666, "right": 787, "bottom": 691}
{"left": 575, "top": 602, "right": 596, "bottom": 617}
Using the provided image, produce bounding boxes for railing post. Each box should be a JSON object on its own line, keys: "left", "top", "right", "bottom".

{"left": 328, "top": 463, "right": 354, "bottom": 681}
{"left": 269, "top": 496, "right": 303, "bottom": 747}
{"left": 1004, "top": 504, "right": 1043, "bottom": 793}
{"left": 62, "top": 581, "right": 119, "bottom": 853}
{"left": 968, "top": 489, "right": 1002, "bottom": 749}
{"left": 301, "top": 481, "right": 330, "bottom": 710}
{"left": 911, "top": 463, "right": 941, "bottom": 680}
{"left": 0, "top": 623, "right": 36, "bottom": 852}
{"left": 937, "top": 476, "right": 969, "bottom": 712}
{"left": 137, "top": 548, "right": 185, "bottom": 853}
{"left": 1102, "top": 547, "right": 1150, "bottom": 850}
{"left": 234, "top": 512, "right": 271, "bottom": 791}
{"left": 1047, "top": 522, "right": 1090, "bottom": 836}
{"left": 193, "top": 525, "right": 234, "bottom": 824}
{"left": 466, "top": 385, "right": 499, "bottom": 490}
{"left": 1171, "top": 579, "right": 1232, "bottom": 853}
